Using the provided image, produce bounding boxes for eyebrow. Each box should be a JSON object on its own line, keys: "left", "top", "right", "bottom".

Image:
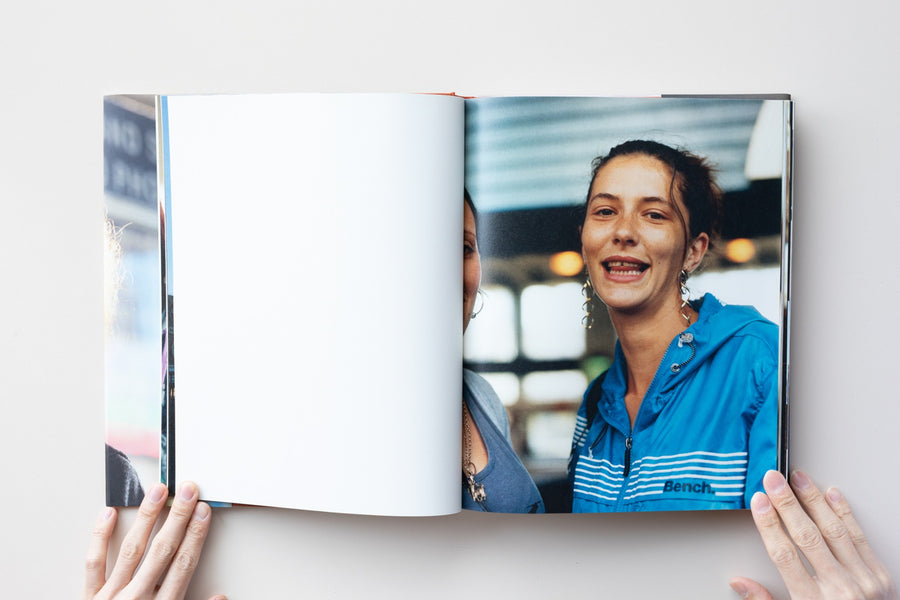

{"left": 588, "top": 193, "right": 670, "bottom": 205}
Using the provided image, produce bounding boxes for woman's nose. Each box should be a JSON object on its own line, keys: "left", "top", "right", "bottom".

{"left": 612, "top": 215, "right": 638, "bottom": 244}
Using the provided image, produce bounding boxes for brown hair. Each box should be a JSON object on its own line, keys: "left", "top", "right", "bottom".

{"left": 586, "top": 140, "right": 722, "bottom": 253}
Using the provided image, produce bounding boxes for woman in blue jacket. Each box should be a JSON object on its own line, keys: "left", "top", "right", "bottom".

{"left": 569, "top": 140, "right": 779, "bottom": 512}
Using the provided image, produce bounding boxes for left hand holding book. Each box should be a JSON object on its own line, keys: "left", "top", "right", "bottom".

{"left": 85, "top": 481, "right": 225, "bottom": 600}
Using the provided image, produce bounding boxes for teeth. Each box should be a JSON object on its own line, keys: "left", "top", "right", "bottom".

{"left": 607, "top": 261, "right": 643, "bottom": 267}
{"left": 604, "top": 260, "right": 647, "bottom": 275}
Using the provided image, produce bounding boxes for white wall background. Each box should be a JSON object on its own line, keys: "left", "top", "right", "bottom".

{"left": 2, "top": 1, "right": 898, "bottom": 598}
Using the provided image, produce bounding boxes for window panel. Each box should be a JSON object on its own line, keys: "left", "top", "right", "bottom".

{"left": 521, "top": 282, "right": 584, "bottom": 359}
{"left": 521, "top": 370, "right": 587, "bottom": 404}
{"left": 526, "top": 410, "right": 579, "bottom": 460}
{"left": 478, "top": 372, "right": 520, "bottom": 408}
{"left": 463, "top": 285, "right": 518, "bottom": 362}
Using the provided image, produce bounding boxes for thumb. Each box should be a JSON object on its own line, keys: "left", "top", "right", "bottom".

{"left": 730, "top": 577, "right": 775, "bottom": 600}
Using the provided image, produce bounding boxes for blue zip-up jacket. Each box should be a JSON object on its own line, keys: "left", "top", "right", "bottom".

{"left": 569, "top": 293, "right": 779, "bottom": 512}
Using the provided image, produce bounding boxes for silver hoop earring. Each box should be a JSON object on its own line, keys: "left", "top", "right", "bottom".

{"left": 581, "top": 276, "right": 595, "bottom": 330}
{"left": 470, "top": 289, "right": 485, "bottom": 320}
{"left": 679, "top": 269, "right": 691, "bottom": 324}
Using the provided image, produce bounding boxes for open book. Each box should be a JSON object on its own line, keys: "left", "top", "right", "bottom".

{"left": 103, "top": 93, "right": 792, "bottom": 515}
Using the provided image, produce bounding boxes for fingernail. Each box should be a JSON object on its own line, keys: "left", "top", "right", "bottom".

{"left": 790, "top": 470, "right": 811, "bottom": 490}
{"left": 192, "top": 502, "right": 211, "bottom": 521}
{"left": 101, "top": 506, "right": 116, "bottom": 520}
{"left": 750, "top": 491, "right": 772, "bottom": 514}
{"left": 729, "top": 580, "right": 750, "bottom": 598}
{"left": 179, "top": 482, "right": 197, "bottom": 502}
{"left": 149, "top": 483, "right": 167, "bottom": 503}
{"left": 763, "top": 470, "right": 786, "bottom": 494}
{"left": 826, "top": 487, "right": 843, "bottom": 504}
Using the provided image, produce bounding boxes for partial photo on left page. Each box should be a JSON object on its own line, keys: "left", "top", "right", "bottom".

{"left": 103, "top": 95, "right": 164, "bottom": 506}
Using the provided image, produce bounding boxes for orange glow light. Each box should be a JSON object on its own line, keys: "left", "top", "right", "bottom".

{"left": 725, "top": 238, "right": 756, "bottom": 263}
{"left": 549, "top": 251, "right": 584, "bottom": 276}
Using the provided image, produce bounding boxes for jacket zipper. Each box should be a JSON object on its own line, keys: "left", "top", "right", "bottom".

{"left": 620, "top": 332, "right": 694, "bottom": 484}
{"left": 623, "top": 436, "right": 633, "bottom": 478}
{"left": 600, "top": 329, "right": 696, "bottom": 509}
{"left": 615, "top": 433, "right": 634, "bottom": 510}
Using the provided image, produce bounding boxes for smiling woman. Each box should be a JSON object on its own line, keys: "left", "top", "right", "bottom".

{"left": 569, "top": 140, "right": 779, "bottom": 513}
{"left": 581, "top": 152, "right": 710, "bottom": 321}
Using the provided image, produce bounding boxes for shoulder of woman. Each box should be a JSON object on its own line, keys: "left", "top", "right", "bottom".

{"left": 463, "top": 369, "right": 510, "bottom": 433}
{"left": 463, "top": 368, "right": 491, "bottom": 395}
{"left": 464, "top": 369, "right": 502, "bottom": 407}
{"left": 722, "top": 306, "right": 779, "bottom": 343}
{"left": 694, "top": 298, "right": 779, "bottom": 369}
{"left": 701, "top": 295, "right": 778, "bottom": 338}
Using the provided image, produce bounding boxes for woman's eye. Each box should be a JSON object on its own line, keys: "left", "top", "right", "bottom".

{"left": 464, "top": 242, "right": 476, "bottom": 256}
{"left": 594, "top": 207, "right": 614, "bottom": 217}
{"left": 647, "top": 211, "right": 666, "bottom": 221}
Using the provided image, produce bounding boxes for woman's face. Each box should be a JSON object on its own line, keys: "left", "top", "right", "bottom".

{"left": 581, "top": 154, "right": 708, "bottom": 317}
{"left": 463, "top": 201, "right": 481, "bottom": 333}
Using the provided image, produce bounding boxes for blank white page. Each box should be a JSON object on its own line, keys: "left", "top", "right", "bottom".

{"left": 165, "top": 93, "right": 464, "bottom": 516}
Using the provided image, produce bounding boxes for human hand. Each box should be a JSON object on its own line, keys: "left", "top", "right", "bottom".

{"left": 85, "top": 481, "right": 225, "bottom": 600}
{"left": 730, "top": 470, "right": 896, "bottom": 600}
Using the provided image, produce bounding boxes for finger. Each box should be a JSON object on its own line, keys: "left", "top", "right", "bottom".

{"left": 763, "top": 470, "right": 844, "bottom": 573}
{"left": 728, "top": 576, "right": 775, "bottom": 600}
{"left": 154, "top": 501, "right": 213, "bottom": 600}
{"left": 127, "top": 481, "right": 202, "bottom": 593}
{"left": 825, "top": 486, "right": 898, "bottom": 598}
{"left": 789, "top": 471, "right": 870, "bottom": 579}
{"left": 749, "top": 485, "right": 819, "bottom": 599}
{"left": 104, "top": 482, "right": 169, "bottom": 591}
{"left": 84, "top": 507, "right": 117, "bottom": 599}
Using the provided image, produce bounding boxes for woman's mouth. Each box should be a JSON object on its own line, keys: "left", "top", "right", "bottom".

{"left": 603, "top": 259, "right": 649, "bottom": 276}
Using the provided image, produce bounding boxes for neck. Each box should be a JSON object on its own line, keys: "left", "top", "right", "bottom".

{"left": 608, "top": 295, "right": 696, "bottom": 424}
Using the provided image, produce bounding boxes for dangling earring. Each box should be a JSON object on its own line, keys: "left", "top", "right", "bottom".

{"left": 581, "top": 276, "right": 595, "bottom": 330}
{"left": 679, "top": 269, "right": 691, "bottom": 325}
{"left": 470, "top": 289, "right": 485, "bottom": 320}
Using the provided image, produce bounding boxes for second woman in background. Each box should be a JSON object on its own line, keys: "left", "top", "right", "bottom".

{"left": 463, "top": 190, "right": 545, "bottom": 513}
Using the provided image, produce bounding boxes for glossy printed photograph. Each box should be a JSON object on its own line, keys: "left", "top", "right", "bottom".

{"left": 462, "top": 96, "right": 791, "bottom": 513}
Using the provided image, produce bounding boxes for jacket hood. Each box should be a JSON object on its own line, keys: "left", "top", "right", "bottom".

{"left": 599, "top": 293, "right": 778, "bottom": 428}
{"left": 663, "top": 293, "right": 777, "bottom": 385}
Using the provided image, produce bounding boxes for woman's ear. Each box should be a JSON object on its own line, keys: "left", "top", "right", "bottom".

{"left": 684, "top": 232, "right": 709, "bottom": 273}
{"left": 579, "top": 225, "right": 586, "bottom": 265}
